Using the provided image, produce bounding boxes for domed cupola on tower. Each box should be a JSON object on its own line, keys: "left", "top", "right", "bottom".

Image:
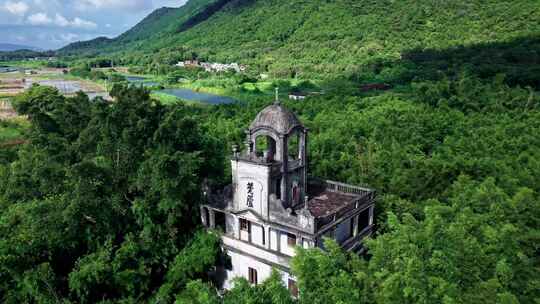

{"left": 250, "top": 103, "right": 302, "bottom": 135}
{"left": 238, "top": 99, "right": 308, "bottom": 211}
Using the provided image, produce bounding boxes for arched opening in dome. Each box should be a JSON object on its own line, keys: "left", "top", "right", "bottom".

{"left": 288, "top": 131, "right": 301, "bottom": 161}
{"left": 255, "top": 135, "right": 276, "bottom": 161}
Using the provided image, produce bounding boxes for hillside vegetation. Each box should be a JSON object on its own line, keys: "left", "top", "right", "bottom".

{"left": 60, "top": 0, "right": 540, "bottom": 79}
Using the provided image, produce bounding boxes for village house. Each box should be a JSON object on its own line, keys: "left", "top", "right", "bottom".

{"left": 288, "top": 92, "right": 307, "bottom": 100}
{"left": 288, "top": 90, "right": 325, "bottom": 101}
{"left": 180, "top": 59, "right": 200, "bottom": 68}
{"left": 175, "top": 60, "right": 246, "bottom": 73}
{"left": 201, "top": 97, "right": 376, "bottom": 294}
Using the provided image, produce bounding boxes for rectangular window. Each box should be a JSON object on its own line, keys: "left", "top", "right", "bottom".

{"left": 248, "top": 267, "right": 258, "bottom": 285}
{"left": 240, "top": 219, "right": 250, "bottom": 231}
{"left": 287, "top": 233, "right": 297, "bottom": 247}
{"left": 262, "top": 227, "right": 266, "bottom": 245}
{"left": 288, "top": 279, "right": 298, "bottom": 297}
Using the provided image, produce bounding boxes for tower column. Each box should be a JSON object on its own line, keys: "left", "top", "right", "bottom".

{"left": 301, "top": 129, "right": 308, "bottom": 197}
{"left": 280, "top": 134, "right": 288, "bottom": 206}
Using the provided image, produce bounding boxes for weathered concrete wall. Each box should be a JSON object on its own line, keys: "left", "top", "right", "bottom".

{"left": 232, "top": 160, "right": 271, "bottom": 218}
{"left": 222, "top": 244, "right": 296, "bottom": 290}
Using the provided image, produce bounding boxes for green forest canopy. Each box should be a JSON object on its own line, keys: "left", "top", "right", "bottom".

{"left": 0, "top": 67, "right": 538, "bottom": 304}
{"left": 0, "top": 0, "right": 539, "bottom": 303}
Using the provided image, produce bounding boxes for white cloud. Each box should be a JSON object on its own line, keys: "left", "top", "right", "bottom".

{"left": 59, "top": 33, "right": 79, "bottom": 42}
{"left": 32, "top": 0, "right": 60, "bottom": 8}
{"left": 54, "top": 13, "right": 70, "bottom": 26}
{"left": 27, "top": 12, "right": 97, "bottom": 29}
{"left": 55, "top": 13, "right": 97, "bottom": 29}
{"left": 71, "top": 17, "right": 97, "bottom": 29}
{"left": 75, "top": 0, "right": 152, "bottom": 12}
{"left": 27, "top": 12, "right": 52, "bottom": 25}
{"left": 2, "top": 1, "right": 29, "bottom": 16}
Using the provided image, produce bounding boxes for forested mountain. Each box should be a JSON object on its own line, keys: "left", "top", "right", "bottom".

{"left": 59, "top": 0, "right": 539, "bottom": 78}
{"left": 59, "top": 0, "right": 222, "bottom": 55}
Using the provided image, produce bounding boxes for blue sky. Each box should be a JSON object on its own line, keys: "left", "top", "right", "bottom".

{"left": 0, "top": 0, "right": 188, "bottom": 50}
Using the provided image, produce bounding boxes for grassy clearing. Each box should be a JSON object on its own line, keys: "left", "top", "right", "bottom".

{"left": 150, "top": 92, "right": 181, "bottom": 105}
{"left": 150, "top": 91, "right": 207, "bottom": 107}
{"left": 0, "top": 118, "right": 28, "bottom": 142}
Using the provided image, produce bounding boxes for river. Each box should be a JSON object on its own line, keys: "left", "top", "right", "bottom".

{"left": 156, "top": 88, "right": 237, "bottom": 105}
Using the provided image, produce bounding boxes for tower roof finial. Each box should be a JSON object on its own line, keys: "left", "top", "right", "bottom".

{"left": 274, "top": 87, "right": 280, "bottom": 105}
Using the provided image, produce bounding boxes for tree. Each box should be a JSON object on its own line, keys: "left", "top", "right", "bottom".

{"left": 0, "top": 86, "right": 225, "bottom": 303}
{"left": 291, "top": 240, "right": 371, "bottom": 304}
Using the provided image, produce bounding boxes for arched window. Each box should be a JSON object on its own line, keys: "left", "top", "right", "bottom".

{"left": 287, "top": 132, "right": 300, "bottom": 160}
{"left": 255, "top": 135, "right": 276, "bottom": 161}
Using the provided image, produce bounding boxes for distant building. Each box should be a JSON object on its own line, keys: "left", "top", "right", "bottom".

{"left": 183, "top": 60, "right": 200, "bottom": 68}
{"left": 176, "top": 60, "right": 246, "bottom": 73}
{"left": 201, "top": 62, "right": 246, "bottom": 73}
{"left": 201, "top": 98, "right": 376, "bottom": 293}
{"left": 288, "top": 92, "right": 307, "bottom": 100}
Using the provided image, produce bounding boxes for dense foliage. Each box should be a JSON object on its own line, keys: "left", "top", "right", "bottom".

{"left": 185, "top": 72, "right": 540, "bottom": 304}
{"left": 0, "top": 85, "right": 223, "bottom": 303}
{"left": 0, "top": 0, "right": 538, "bottom": 303}
{"left": 4, "top": 65, "right": 537, "bottom": 303}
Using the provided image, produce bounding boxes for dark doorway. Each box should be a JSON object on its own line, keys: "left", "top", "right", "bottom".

{"left": 215, "top": 211, "right": 226, "bottom": 233}
{"left": 203, "top": 207, "right": 210, "bottom": 227}
{"left": 358, "top": 208, "right": 370, "bottom": 234}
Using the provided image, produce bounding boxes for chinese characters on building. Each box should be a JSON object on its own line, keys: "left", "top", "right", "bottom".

{"left": 247, "top": 182, "right": 254, "bottom": 208}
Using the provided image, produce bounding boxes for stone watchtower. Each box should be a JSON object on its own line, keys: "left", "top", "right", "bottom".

{"left": 202, "top": 98, "right": 376, "bottom": 293}
{"left": 241, "top": 99, "right": 308, "bottom": 211}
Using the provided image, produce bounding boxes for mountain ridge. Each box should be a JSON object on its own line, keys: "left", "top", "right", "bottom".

{"left": 0, "top": 43, "right": 42, "bottom": 52}
{"left": 59, "top": 0, "right": 222, "bottom": 55}
{"left": 59, "top": 0, "right": 540, "bottom": 79}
